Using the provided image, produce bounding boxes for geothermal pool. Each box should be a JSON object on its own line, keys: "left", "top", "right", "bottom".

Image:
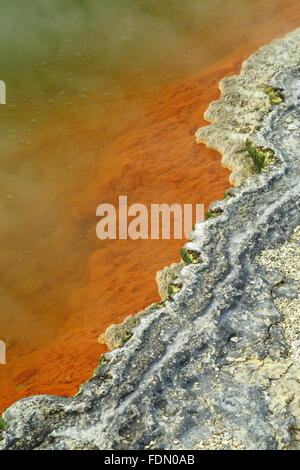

{"left": 0, "top": 0, "right": 299, "bottom": 413}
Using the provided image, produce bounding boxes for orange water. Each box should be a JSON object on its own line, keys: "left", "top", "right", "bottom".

{"left": 1, "top": 0, "right": 300, "bottom": 413}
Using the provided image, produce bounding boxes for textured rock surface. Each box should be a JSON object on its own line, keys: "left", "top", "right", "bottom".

{"left": 0, "top": 29, "right": 299, "bottom": 450}
{"left": 156, "top": 262, "right": 184, "bottom": 300}
{"left": 196, "top": 27, "right": 300, "bottom": 186}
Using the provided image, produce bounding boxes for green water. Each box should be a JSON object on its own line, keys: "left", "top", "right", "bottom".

{"left": 0, "top": 0, "right": 276, "bottom": 116}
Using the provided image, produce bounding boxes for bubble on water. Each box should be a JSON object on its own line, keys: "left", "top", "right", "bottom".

{"left": 5, "top": 193, "right": 14, "bottom": 200}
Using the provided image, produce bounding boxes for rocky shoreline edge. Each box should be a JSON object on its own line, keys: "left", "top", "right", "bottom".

{"left": 0, "top": 28, "right": 299, "bottom": 450}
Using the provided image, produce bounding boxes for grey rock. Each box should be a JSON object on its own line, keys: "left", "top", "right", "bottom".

{"left": 0, "top": 29, "right": 299, "bottom": 450}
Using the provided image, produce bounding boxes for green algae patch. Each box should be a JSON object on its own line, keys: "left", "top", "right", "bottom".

{"left": 99, "top": 356, "right": 108, "bottom": 367}
{"left": 245, "top": 141, "right": 276, "bottom": 173}
{"left": 167, "top": 283, "right": 182, "bottom": 297}
{"left": 74, "top": 384, "right": 84, "bottom": 397}
{"left": 180, "top": 248, "right": 202, "bottom": 264}
{"left": 263, "top": 85, "right": 283, "bottom": 105}
{"left": 120, "top": 331, "right": 133, "bottom": 346}
{"left": 205, "top": 209, "right": 223, "bottom": 220}
{"left": 122, "top": 331, "right": 132, "bottom": 343}
{"left": 153, "top": 300, "right": 165, "bottom": 309}
{"left": 0, "top": 417, "right": 8, "bottom": 431}
{"left": 224, "top": 189, "right": 235, "bottom": 199}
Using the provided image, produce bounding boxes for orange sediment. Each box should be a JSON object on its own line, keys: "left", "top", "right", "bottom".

{"left": 1, "top": 2, "right": 300, "bottom": 413}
